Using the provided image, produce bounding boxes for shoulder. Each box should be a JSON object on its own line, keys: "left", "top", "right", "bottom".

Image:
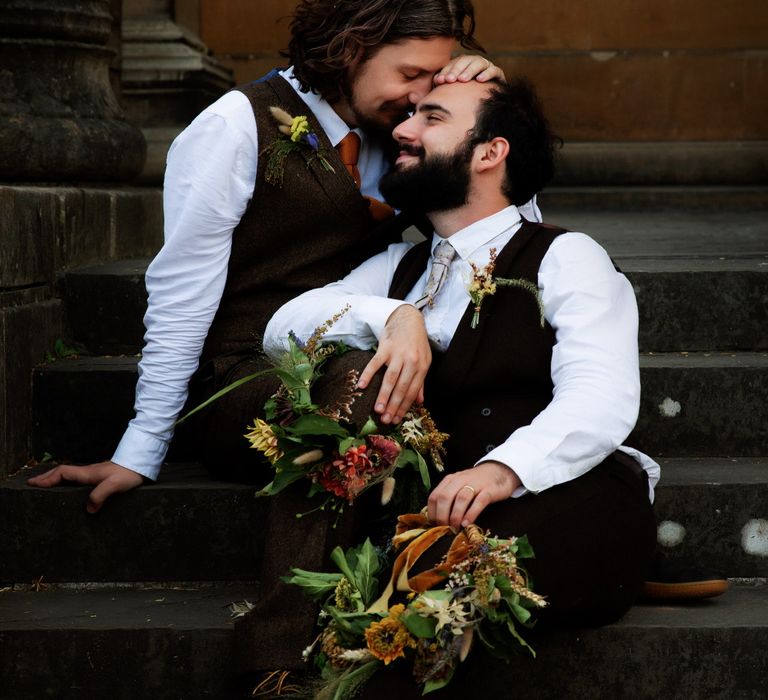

{"left": 167, "top": 90, "right": 258, "bottom": 167}
{"left": 544, "top": 230, "right": 617, "bottom": 275}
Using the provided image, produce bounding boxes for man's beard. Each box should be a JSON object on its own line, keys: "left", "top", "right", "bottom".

{"left": 379, "top": 140, "right": 474, "bottom": 215}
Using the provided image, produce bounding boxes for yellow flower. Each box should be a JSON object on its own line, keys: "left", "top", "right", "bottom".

{"left": 290, "top": 115, "right": 310, "bottom": 142}
{"left": 364, "top": 611, "right": 416, "bottom": 665}
{"left": 244, "top": 418, "right": 283, "bottom": 463}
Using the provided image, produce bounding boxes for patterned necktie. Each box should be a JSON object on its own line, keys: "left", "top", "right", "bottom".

{"left": 414, "top": 240, "right": 457, "bottom": 310}
{"left": 336, "top": 132, "right": 395, "bottom": 223}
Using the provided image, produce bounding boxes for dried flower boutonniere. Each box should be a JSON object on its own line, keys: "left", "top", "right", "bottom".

{"left": 467, "top": 248, "right": 546, "bottom": 329}
{"left": 262, "top": 106, "right": 336, "bottom": 187}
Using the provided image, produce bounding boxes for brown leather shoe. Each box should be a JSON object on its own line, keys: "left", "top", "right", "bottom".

{"left": 642, "top": 553, "right": 729, "bottom": 600}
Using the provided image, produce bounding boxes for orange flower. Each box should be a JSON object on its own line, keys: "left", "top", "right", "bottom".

{"left": 364, "top": 609, "right": 416, "bottom": 665}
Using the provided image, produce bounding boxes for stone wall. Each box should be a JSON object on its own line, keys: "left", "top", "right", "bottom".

{"left": 197, "top": 0, "right": 768, "bottom": 184}
{"left": 197, "top": 0, "right": 767, "bottom": 143}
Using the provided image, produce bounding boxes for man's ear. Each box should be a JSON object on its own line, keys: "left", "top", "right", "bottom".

{"left": 474, "top": 137, "right": 510, "bottom": 173}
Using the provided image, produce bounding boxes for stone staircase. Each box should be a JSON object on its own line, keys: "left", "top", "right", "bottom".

{"left": 1, "top": 186, "right": 767, "bottom": 699}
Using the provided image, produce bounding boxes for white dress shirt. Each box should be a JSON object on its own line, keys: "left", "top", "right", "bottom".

{"left": 264, "top": 206, "right": 660, "bottom": 500}
{"left": 112, "top": 67, "right": 544, "bottom": 480}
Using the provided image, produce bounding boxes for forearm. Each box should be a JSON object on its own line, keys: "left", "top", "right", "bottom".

{"left": 264, "top": 241, "right": 414, "bottom": 358}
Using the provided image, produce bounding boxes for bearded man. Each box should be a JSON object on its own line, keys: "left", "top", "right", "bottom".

{"left": 265, "top": 78, "right": 660, "bottom": 680}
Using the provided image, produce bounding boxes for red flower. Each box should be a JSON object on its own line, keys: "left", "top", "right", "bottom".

{"left": 366, "top": 435, "right": 402, "bottom": 470}
{"left": 316, "top": 444, "right": 376, "bottom": 502}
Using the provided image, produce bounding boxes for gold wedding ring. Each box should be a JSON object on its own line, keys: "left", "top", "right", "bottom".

{"left": 461, "top": 485, "right": 476, "bottom": 496}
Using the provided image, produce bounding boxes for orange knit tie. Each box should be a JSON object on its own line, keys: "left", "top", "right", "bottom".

{"left": 337, "top": 132, "right": 395, "bottom": 223}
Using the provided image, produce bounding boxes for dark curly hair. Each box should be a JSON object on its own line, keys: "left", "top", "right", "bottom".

{"left": 470, "top": 78, "right": 561, "bottom": 206}
{"left": 284, "top": 0, "right": 484, "bottom": 102}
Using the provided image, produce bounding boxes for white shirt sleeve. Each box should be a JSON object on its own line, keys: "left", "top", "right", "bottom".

{"left": 480, "top": 232, "right": 641, "bottom": 494}
{"left": 112, "top": 91, "right": 258, "bottom": 480}
{"left": 263, "top": 241, "right": 415, "bottom": 360}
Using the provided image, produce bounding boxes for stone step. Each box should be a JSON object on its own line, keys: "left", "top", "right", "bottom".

{"left": 61, "top": 258, "right": 150, "bottom": 355}
{"left": 539, "top": 184, "right": 768, "bottom": 211}
{"left": 633, "top": 352, "right": 768, "bottom": 457}
{"left": 0, "top": 585, "right": 253, "bottom": 700}
{"left": 60, "top": 251, "right": 768, "bottom": 357}
{"left": 0, "top": 463, "right": 264, "bottom": 584}
{"left": 653, "top": 458, "right": 768, "bottom": 578}
{"left": 32, "top": 356, "right": 141, "bottom": 464}
{"left": 31, "top": 352, "right": 768, "bottom": 465}
{"left": 4, "top": 458, "right": 767, "bottom": 583}
{"left": 0, "top": 583, "right": 766, "bottom": 699}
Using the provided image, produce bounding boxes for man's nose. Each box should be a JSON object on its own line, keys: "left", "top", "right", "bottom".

{"left": 392, "top": 113, "right": 417, "bottom": 142}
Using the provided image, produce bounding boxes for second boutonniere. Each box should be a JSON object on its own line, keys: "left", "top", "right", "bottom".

{"left": 467, "top": 248, "right": 546, "bottom": 329}
{"left": 262, "top": 106, "right": 336, "bottom": 187}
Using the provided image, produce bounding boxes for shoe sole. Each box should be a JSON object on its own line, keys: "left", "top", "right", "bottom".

{"left": 642, "top": 579, "right": 729, "bottom": 600}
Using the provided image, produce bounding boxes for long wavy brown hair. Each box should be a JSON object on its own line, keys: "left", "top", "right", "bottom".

{"left": 284, "top": 0, "right": 485, "bottom": 102}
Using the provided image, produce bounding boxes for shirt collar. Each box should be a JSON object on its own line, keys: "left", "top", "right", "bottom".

{"left": 280, "top": 67, "right": 362, "bottom": 148}
{"left": 430, "top": 205, "right": 523, "bottom": 259}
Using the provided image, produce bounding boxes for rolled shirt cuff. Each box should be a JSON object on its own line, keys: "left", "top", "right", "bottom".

{"left": 112, "top": 424, "right": 169, "bottom": 481}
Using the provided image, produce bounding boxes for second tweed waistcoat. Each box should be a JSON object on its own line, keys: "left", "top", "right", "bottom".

{"left": 388, "top": 222, "right": 567, "bottom": 472}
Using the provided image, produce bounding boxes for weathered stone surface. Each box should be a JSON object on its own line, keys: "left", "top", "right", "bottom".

{"left": 0, "top": 583, "right": 766, "bottom": 699}
{"left": 498, "top": 52, "right": 768, "bottom": 142}
{"left": 624, "top": 261, "right": 768, "bottom": 352}
{"left": 633, "top": 353, "right": 768, "bottom": 457}
{"left": 0, "top": 463, "right": 265, "bottom": 582}
{"left": 0, "top": 299, "right": 64, "bottom": 479}
{"left": 0, "top": 0, "right": 112, "bottom": 43}
{"left": 653, "top": 458, "right": 768, "bottom": 577}
{"left": 0, "top": 586, "right": 249, "bottom": 700}
{"left": 31, "top": 356, "right": 139, "bottom": 464}
{"left": 63, "top": 259, "right": 149, "bottom": 355}
{"left": 0, "top": 186, "right": 57, "bottom": 289}
{"left": 539, "top": 185, "right": 768, "bottom": 211}
{"left": 0, "top": 1, "right": 145, "bottom": 181}
{"left": 552, "top": 141, "right": 768, "bottom": 186}
{"left": 0, "top": 186, "right": 162, "bottom": 285}
{"left": 120, "top": 5, "right": 232, "bottom": 182}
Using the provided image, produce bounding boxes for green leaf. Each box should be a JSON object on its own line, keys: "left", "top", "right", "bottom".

{"left": 423, "top": 667, "right": 455, "bottom": 695}
{"left": 330, "top": 546, "right": 358, "bottom": 584}
{"left": 282, "top": 569, "right": 343, "bottom": 600}
{"left": 175, "top": 368, "right": 276, "bottom": 425}
{"left": 354, "top": 539, "right": 382, "bottom": 608}
{"left": 338, "top": 436, "right": 364, "bottom": 454}
{"left": 514, "top": 534, "right": 535, "bottom": 559}
{"left": 256, "top": 457, "right": 306, "bottom": 496}
{"left": 289, "top": 414, "right": 348, "bottom": 438}
{"left": 330, "top": 661, "right": 380, "bottom": 700}
{"left": 359, "top": 417, "right": 378, "bottom": 436}
{"left": 509, "top": 601, "right": 532, "bottom": 624}
{"left": 325, "top": 606, "right": 378, "bottom": 644}
{"left": 415, "top": 451, "right": 431, "bottom": 490}
{"left": 402, "top": 612, "right": 437, "bottom": 639}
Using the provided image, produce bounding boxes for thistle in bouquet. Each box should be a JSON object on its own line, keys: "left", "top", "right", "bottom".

{"left": 243, "top": 311, "right": 449, "bottom": 513}
{"left": 285, "top": 512, "right": 547, "bottom": 698}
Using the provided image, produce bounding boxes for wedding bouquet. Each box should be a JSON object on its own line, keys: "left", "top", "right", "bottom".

{"left": 285, "top": 511, "right": 547, "bottom": 698}
{"left": 187, "top": 308, "right": 448, "bottom": 511}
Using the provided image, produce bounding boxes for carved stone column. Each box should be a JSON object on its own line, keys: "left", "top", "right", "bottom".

{"left": 0, "top": 0, "right": 146, "bottom": 181}
{"left": 122, "top": 0, "right": 233, "bottom": 182}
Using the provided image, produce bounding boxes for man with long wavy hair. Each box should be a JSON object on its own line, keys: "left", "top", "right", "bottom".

{"left": 31, "top": 0, "right": 536, "bottom": 504}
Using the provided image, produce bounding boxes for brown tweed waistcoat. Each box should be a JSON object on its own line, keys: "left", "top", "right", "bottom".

{"left": 388, "top": 221, "right": 567, "bottom": 472}
{"left": 199, "top": 74, "right": 405, "bottom": 370}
